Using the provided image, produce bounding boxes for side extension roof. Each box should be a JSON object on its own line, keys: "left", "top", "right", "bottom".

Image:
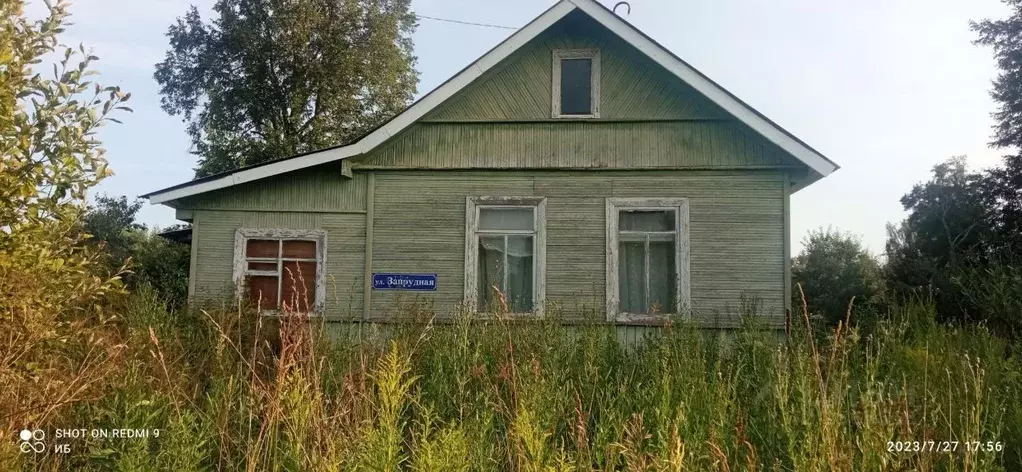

{"left": 144, "top": 0, "right": 839, "bottom": 205}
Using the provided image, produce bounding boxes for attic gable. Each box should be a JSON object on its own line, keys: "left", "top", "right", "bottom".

{"left": 143, "top": 0, "right": 837, "bottom": 205}
{"left": 423, "top": 10, "right": 729, "bottom": 122}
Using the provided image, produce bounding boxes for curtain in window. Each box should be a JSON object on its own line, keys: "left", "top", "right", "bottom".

{"left": 478, "top": 236, "right": 504, "bottom": 311}
{"left": 506, "top": 235, "right": 533, "bottom": 312}
{"left": 648, "top": 240, "right": 676, "bottom": 313}
{"left": 617, "top": 238, "right": 676, "bottom": 314}
{"left": 617, "top": 209, "right": 677, "bottom": 314}
{"left": 618, "top": 241, "right": 646, "bottom": 313}
{"left": 478, "top": 235, "right": 533, "bottom": 312}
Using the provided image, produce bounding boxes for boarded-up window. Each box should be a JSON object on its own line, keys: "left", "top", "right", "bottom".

{"left": 242, "top": 238, "right": 320, "bottom": 312}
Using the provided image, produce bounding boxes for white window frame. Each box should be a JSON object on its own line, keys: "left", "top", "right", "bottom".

{"left": 605, "top": 198, "right": 691, "bottom": 323}
{"left": 232, "top": 228, "right": 328, "bottom": 315}
{"left": 552, "top": 48, "right": 601, "bottom": 119}
{"left": 464, "top": 196, "right": 547, "bottom": 316}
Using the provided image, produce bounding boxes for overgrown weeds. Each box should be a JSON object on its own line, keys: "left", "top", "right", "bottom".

{"left": 5, "top": 289, "right": 1021, "bottom": 471}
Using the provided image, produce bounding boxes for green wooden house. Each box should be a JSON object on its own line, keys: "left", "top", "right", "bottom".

{"left": 143, "top": 0, "right": 839, "bottom": 330}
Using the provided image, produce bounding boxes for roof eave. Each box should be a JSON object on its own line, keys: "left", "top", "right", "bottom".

{"left": 143, "top": 0, "right": 578, "bottom": 205}
{"left": 144, "top": 0, "right": 840, "bottom": 204}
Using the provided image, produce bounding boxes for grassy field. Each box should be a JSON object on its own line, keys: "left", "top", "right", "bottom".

{"left": 4, "top": 289, "right": 1020, "bottom": 471}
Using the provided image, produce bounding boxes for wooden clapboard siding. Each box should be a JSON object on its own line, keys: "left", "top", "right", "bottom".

{"left": 422, "top": 10, "right": 727, "bottom": 122}
{"left": 355, "top": 121, "right": 799, "bottom": 169}
{"left": 350, "top": 9, "right": 802, "bottom": 172}
{"left": 180, "top": 7, "right": 801, "bottom": 330}
{"left": 368, "top": 170, "right": 786, "bottom": 327}
{"left": 190, "top": 210, "right": 366, "bottom": 320}
{"left": 180, "top": 166, "right": 367, "bottom": 212}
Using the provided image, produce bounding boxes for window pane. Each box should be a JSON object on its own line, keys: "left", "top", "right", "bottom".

{"left": 478, "top": 236, "right": 505, "bottom": 310}
{"left": 282, "top": 240, "right": 316, "bottom": 259}
{"left": 479, "top": 208, "right": 534, "bottom": 231}
{"left": 246, "top": 239, "right": 279, "bottom": 258}
{"left": 620, "top": 210, "right": 675, "bottom": 232}
{"left": 648, "top": 241, "right": 677, "bottom": 314}
{"left": 506, "top": 235, "right": 534, "bottom": 312}
{"left": 618, "top": 241, "right": 646, "bottom": 313}
{"left": 248, "top": 261, "right": 278, "bottom": 272}
{"left": 560, "top": 58, "right": 592, "bottom": 115}
{"left": 281, "top": 261, "right": 316, "bottom": 312}
{"left": 248, "top": 275, "right": 279, "bottom": 310}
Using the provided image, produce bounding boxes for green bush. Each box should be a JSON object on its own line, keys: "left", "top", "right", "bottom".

{"left": 84, "top": 195, "right": 191, "bottom": 308}
{"left": 792, "top": 228, "right": 885, "bottom": 327}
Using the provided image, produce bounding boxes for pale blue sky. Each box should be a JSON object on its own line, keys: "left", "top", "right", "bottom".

{"left": 40, "top": 0, "right": 1012, "bottom": 254}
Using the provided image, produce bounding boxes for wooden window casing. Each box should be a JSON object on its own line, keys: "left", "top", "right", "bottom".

{"left": 552, "top": 49, "right": 601, "bottom": 119}
{"left": 233, "top": 229, "right": 327, "bottom": 315}
{"left": 464, "top": 196, "right": 547, "bottom": 316}
{"left": 605, "top": 198, "right": 691, "bottom": 323}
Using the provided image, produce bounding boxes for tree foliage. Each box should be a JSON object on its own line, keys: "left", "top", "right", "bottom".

{"left": 885, "top": 157, "right": 994, "bottom": 293}
{"left": 792, "top": 228, "right": 884, "bottom": 326}
{"left": 84, "top": 196, "right": 190, "bottom": 308}
{"left": 885, "top": 156, "right": 1021, "bottom": 336}
{"left": 0, "top": 0, "right": 130, "bottom": 315}
{"left": 869, "top": 3, "right": 1022, "bottom": 336}
{"left": 83, "top": 194, "right": 143, "bottom": 262}
{"left": 154, "top": 0, "right": 419, "bottom": 177}
{"left": 972, "top": 5, "right": 1022, "bottom": 257}
{"left": 0, "top": 0, "right": 130, "bottom": 448}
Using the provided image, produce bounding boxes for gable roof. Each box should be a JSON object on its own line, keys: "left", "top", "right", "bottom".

{"left": 144, "top": 0, "right": 839, "bottom": 205}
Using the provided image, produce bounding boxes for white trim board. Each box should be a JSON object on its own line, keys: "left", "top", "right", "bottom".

{"left": 145, "top": 0, "right": 837, "bottom": 205}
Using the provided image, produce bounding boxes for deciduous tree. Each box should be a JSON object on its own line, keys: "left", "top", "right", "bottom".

{"left": 0, "top": 0, "right": 130, "bottom": 452}
{"left": 883, "top": 157, "right": 1014, "bottom": 332}
{"left": 154, "top": 0, "right": 419, "bottom": 177}
{"left": 792, "top": 228, "right": 884, "bottom": 326}
{"left": 84, "top": 195, "right": 190, "bottom": 307}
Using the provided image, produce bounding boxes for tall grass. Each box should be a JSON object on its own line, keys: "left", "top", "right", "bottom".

{"left": 6, "top": 286, "right": 1021, "bottom": 471}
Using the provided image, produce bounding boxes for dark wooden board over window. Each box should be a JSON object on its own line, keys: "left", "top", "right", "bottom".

{"left": 243, "top": 238, "right": 318, "bottom": 313}
{"left": 248, "top": 276, "right": 279, "bottom": 310}
{"left": 560, "top": 58, "right": 593, "bottom": 115}
{"left": 246, "top": 239, "right": 280, "bottom": 258}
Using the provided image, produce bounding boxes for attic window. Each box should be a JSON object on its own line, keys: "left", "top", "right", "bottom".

{"left": 552, "top": 49, "right": 600, "bottom": 118}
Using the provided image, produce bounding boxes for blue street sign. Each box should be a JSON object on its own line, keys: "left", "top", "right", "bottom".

{"left": 372, "top": 273, "right": 438, "bottom": 291}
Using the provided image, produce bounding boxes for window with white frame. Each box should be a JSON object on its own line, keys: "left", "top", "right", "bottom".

{"left": 233, "top": 229, "right": 327, "bottom": 314}
{"left": 552, "top": 49, "right": 600, "bottom": 118}
{"left": 606, "top": 198, "right": 690, "bottom": 321}
{"left": 464, "top": 197, "right": 546, "bottom": 314}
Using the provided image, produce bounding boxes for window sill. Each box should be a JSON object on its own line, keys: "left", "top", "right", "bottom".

{"left": 471, "top": 311, "right": 544, "bottom": 320}
{"left": 258, "top": 309, "right": 324, "bottom": 318}
{"left": 612, "top": 313, "right": 689, "bottom": 326}
{"left": 553, "top": 113, "right": 598, "bottom": 119}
